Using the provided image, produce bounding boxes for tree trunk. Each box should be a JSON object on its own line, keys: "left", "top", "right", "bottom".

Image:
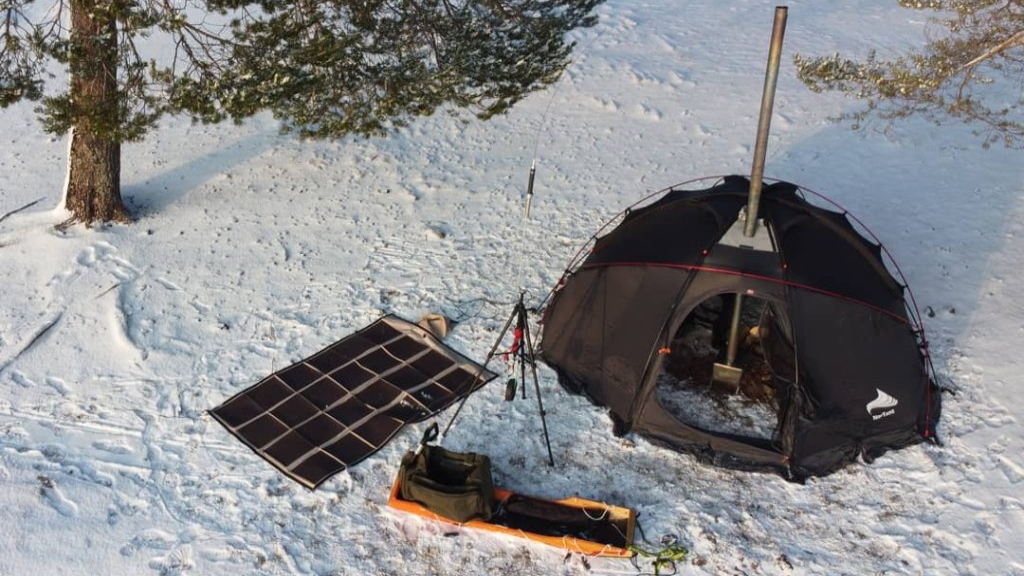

{"left": 65, "top": 0, "right": 130, "bottom": 224}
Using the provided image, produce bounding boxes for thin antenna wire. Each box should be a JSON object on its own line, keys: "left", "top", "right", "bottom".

{"left": 529, "top": 21, "right": 611, "bottom": 163}
{"left": 523, "top": 19, "right": 611, "bottom": 217}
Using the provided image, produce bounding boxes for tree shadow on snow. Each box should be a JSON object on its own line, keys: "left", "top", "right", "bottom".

{"left": 769, "top": 119, "right": 1021, "bottom": 389}
{"left": 121, "top": 128, "right": 274, "bottom": 218}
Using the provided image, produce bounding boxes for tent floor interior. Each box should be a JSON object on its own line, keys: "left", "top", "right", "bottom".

{"left": 656, "top": 295, "right": 780, "bottom": 440}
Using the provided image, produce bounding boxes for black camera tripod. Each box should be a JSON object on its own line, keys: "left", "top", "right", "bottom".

{"left": 441, "top": 292, "right": 555, "bottom": 466}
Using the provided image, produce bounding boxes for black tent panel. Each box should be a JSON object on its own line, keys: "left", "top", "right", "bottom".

{"left": 765, "top": 201, "right": 906, "bottom": 316}
{"left": 211, "top": 316, "right": 496, "bottom": 489}
{"left": 786, "top": 291, "right": 926, "bottom": 429}
{"left": 589, "top": 196, "right": 745, "bottom": 266}
{"left": 702, "top": 243, "right": 783, "bottom": 279}
{"left": 634, "top": 400, "right": 788, "bottom": 473}
{"left": 542, "top": 266, "right": 692, "bottom": 424}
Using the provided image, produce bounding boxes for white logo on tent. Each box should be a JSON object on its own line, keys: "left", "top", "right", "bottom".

{"left": 866, "top": 388, "right": 898, "bottom": 420}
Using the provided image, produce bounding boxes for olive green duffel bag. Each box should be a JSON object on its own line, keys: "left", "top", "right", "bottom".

{"left": 398, "top": 442, "right": 495, "bottom": 523}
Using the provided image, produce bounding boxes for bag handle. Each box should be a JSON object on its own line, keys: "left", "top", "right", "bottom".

{"left": 414, "top": 422, "right": 440, "bottom": 456}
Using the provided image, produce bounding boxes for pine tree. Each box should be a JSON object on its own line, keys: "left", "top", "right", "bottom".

{"left": 1, "top": 0, "right": 601, "bottom": 224}
{"left": 795, "top": 1, "right": 1023, "bottom": 148}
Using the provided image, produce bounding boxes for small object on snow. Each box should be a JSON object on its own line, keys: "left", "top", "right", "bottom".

{"left": 504, "top": 378, "right": 517, "bottom": 401}
{"left": 417, "top": 313, "right": 453, "bottom": 339}
{"left": 425, "top": 225, "right": 447, "bottom": 240}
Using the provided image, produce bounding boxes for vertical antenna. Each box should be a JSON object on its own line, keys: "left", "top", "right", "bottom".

{"left": 524, "top": 160, "right": 537, "bottom": 219}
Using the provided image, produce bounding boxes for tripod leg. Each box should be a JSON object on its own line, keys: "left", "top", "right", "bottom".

{"left": 520, "top": 337, "right": 528, "bottom": 400}
{"left": 521, "top": 306, "right": 555, "bottom": 467}
{"left": 441, "top": 305, "right": 518, "bottom": 439}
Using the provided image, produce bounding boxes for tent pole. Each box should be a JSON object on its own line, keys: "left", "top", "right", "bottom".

{"left": 744, "top": 5, "right": 788, "bottom": 238}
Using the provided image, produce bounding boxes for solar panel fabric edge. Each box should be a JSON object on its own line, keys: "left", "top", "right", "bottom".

{"left": 210, "top": 315, "right": 498, "bottom": 490}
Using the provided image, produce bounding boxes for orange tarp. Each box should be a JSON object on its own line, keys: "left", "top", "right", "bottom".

{"left": 387, "top": 476, "right": 635, "bottom": 557}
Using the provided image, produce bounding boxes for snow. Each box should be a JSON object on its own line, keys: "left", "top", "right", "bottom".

{"left": 1, "top": 0, "right": 1023, "bottom": 574}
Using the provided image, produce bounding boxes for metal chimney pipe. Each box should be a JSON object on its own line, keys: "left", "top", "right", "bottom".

{"left": 744, "top": 6, "right": 788, "bottom": 238}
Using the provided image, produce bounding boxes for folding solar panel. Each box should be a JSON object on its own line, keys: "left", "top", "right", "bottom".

{"left": 211, "top": 316, "right": 497, "bottom": 489}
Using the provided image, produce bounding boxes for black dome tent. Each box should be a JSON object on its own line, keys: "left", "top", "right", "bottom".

{"left": 538, "top": 175, "right": 942, "bottom": 480}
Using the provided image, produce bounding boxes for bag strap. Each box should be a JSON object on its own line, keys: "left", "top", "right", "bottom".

{"left": 414, "top": 422, "right": 440, "bottom": 456}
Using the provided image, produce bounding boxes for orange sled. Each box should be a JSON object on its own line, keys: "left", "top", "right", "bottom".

{"left": 388, "top": 476, "right": 636, "bottom": 557}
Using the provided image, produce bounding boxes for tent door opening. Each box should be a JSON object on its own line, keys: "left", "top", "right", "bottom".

{"left": 655, "top": 293, "right": 792, "bottom": 441}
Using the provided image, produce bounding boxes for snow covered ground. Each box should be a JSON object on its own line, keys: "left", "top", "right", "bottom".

{"left": 1, "top": 1, "right": 1022, "bottom": 574}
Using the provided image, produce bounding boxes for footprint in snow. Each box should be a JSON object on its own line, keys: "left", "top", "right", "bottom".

{"left": 120, "top": 529, "right": 177, "bottom": 557}
{"left": 38, "top": 475, "right": 78, "bottom": 517}
{"left": 45, "top": 376, "right": 70, "bottom": 396}
{"left": 149, "top": 545, "right": 194, "bottom": 575}
{"left": 92, "top": 440, "right": 134, "bottom": 455}
{"left": 995, "top": 455, "right": 1024, "bottom": 484}
{"left": 10, "top": 370, "right": 35, "bottom": 388}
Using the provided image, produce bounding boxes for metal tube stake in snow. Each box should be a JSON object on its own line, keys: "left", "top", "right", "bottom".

{"left": 744, "top": 5, "right": 788, "bottom": 238}
{"left": 524, "top": 161, "right": 537, "bottom": 219}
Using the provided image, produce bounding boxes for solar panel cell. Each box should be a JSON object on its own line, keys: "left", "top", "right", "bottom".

{"left": 264, "top": 431, "right": 316, "bottom": 466}
{"left": 410, "top": 383, "right": 452, "bottom": 410}
{"left": 329, "top": 335, "right": 377, "bottom": 363}
{"left": 358, "top": 348, "right": 400, "bottom": 374}
{"left": 384, "top": 365, "right": 429, "bottom": 391}
{"left": 214, "top": 394, "right": 264, "bottom": 427}
{"left": 326, "top": 398, "right": 373, "bottom": 424}
{"left": 307, "top": 347, "right": 351, "bottom": 373}
{"left": 277, "top": 363, "right": 322, "bottom": 390}
{"left": 237, "top": 414, "right": 289, "bottom": 448}
{"left": 296, "top": 414, "right": 346, "bottom": 445}
{"left": 356, "top": 415, "right": 404, "bottom": 447}
{"left": 385, "top": 399, "right": 430, "bottom": 421}
{"left": 301, "top": 379, "right": 347, "bottom": 409}
{"left": 437, "top": 368, "right": 481, "bottom": 395}
{"left": 246, "top": 377, "right": 293, "bottom": 409}
{"left": 411, "top": 350, "right": 456, "bottom": 376}
{"left": 331, "top": 363, "right": 376, "bottom": 390}
{"left": 290, "top": 451, "right": 344, "bottom": 485}
{"left": 362, "top": 322, "right": 402, "bottom": 344}
{"left": 384, "top": 336, "right": 428, "bottom": 360}
{"left": 357, "top": 380, "right": 403, "bottom": 409}
{"left": 271, "top": 395, "right": 320, "bottom": 427}
{"left": 324, "top": 433, "right": 375, "bottom": 464}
